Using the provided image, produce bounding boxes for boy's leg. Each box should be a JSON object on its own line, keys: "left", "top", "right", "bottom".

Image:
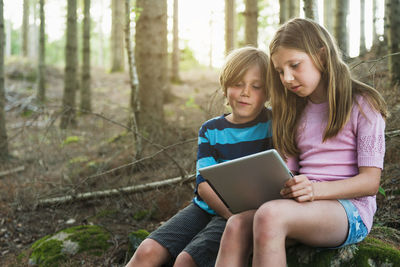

{"left": 126, "top": 203, "right": 212, "bottom": 267}
{"left": 252, "top": 199, "right": 348, "bottom": 267}
{"left": 215, "top": 210, "right": 256, "bottom": 267}
{"left": 125, "top": 238, "right": 170, "bottom": 267}
{"left": 181, "top": 215, "right": 227, "bottom": 267}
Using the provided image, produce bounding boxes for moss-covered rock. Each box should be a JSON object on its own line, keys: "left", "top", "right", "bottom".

{"left": 287, "top": 226, "right": 400, "bottom": 266}
{"left": 29, "top": 225, "right": 111, "bottom": 267}
{"left": 127, "top": 229, "right": 150, "bottom": 258}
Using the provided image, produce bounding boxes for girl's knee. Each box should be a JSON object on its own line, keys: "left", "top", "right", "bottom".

{"left": 254, "top": 202, "right": 283, "bottom": 230}
{"left": 225, "top": 214, "right": 250, "bottom": 236}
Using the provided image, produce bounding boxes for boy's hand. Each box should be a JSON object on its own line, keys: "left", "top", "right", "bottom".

{"left": 280, "top": 174, "right": 315, "bottom": 202}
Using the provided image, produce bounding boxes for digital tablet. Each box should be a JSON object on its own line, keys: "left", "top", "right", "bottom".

{"left": 198, "top": 149, "right": 293, "bottom": 214}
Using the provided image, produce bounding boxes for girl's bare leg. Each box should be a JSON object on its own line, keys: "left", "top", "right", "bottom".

{"left": 215, "top": 210, "right": 256, "bottom": 267}
{"left": 252, "top": 199, "right": 348, "bottom": 267}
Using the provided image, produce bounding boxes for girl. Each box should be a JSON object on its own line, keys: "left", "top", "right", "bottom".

{"left": 215, "top": 18, "right": 387, "bottom": 267}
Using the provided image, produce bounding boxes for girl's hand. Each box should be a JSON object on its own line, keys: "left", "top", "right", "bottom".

{"left": 280, "top": 175, "right": 315, "bottom": 202}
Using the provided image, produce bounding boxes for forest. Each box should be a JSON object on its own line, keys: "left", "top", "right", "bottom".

{"left": 0, "top": 0, "right": 399, "bottom": 266}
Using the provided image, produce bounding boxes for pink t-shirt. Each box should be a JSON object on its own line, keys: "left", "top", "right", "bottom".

{"left": 287, "top": 95, "right": 386, "bottom": 232}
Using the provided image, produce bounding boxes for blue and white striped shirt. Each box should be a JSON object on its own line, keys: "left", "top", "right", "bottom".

{"left": 193, "top": 107, "right": 273, "bottom": 214}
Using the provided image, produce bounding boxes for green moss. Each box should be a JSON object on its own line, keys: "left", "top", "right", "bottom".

{"left": 30, "top": 225, "right": 111, "bottom": 266}
{"left": 133, "top": 210, "right": 150, "bottom": 221}
{"left": 30, "top": 239, "right": 65, "bottom": 267}
{"left": 350, "top": 237, "right": 400, "bottom": 266}
{"left": 61, "top": 136, "right": 81, "bottom": 147}
{"left": 127, "top": 229, "right": 149, "bottom": 256}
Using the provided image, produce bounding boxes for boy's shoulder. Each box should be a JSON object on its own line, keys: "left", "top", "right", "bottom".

{"left": 200, "top": 114, "right": 226, "bottom": 131}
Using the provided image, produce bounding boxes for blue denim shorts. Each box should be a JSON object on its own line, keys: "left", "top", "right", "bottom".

{"left": 335, "top": 199, "right": 368, "bottom": 248}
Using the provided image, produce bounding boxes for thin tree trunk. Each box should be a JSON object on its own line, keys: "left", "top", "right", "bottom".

{"left": 335, "top": 0, "right": 349, "bottom": 57}
{"left": 171, "top": 0, "right": 180, "bottom": 82}
{"left": 0, "top": 0, "right": 8, "bottom": 159}
{"left": 225, "top": 0, "right": 235, "bottom": 55}
{"left": 384, "top": 0, "right": 390, "bottom": 45}
{"left": 37, "top": 0, "right": 45, "bottom": 103}
{"left": 80, "top": 0, "right": 91, "bottom": 112}
{"left": 135, "top": 0, "right": 167, "bottom": 134}
{"left": 324, "top": 0, "right": 335, "bottom": 33}
{"left": 372, "top": 0, "right": 378, "bottom": 45}
{"left": 111, "top": 0, "right": 125, "bottom": 72}
{"left": 60, "top": 0, "right": 78, "bottom": 129}
{"left": 388, "top": 0, "right": 400, "bottom": 85}
{"left": 244, "top": 0, "right": 258, "bottom": 47}
{"left": 22, "top": 0, "right": 29, "bottom": 57}
{"left": 360, "top": 0, "right": 366, "bottom": 55}
{"left": 288, "top": 0, "right": 300, "bottom": 19}
{"left": 125, "top": 0, "right": 142, "bottom": 158}
{"left": 279, "top": 0, "right": 288, "bottom": 24}
{"left": 303, "top": 0, "right": 318, "bottom": 21}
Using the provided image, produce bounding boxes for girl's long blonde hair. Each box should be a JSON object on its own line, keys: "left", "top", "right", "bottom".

{"left": 268, "top": 18, "right": 387, "bottom": 157}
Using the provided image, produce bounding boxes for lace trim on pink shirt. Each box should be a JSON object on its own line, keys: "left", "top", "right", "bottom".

{"left": 358, "top": 134, "right": 385, "bottom": 154}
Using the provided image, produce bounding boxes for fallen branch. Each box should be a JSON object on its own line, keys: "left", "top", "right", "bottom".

{"left": 386, "top": 129, "right": 400, "bottom": 138}
{"left": 0, "top": 166, "right": 25, "bottom": 178}
{"left": 37, "top": 173, "right": 195, "bottom": 207}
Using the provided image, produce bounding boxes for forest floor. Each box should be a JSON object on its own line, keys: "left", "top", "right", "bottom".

{"left": 0, "top": 52, "right": 399, "bottom": 266}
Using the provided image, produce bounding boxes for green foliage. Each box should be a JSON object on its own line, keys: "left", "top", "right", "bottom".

{"left": 133, "top": 210, "right": 150, "bottom": 221}
{"left": 378, "top": 186, "right": 386, "bottom": 197}
{"left": 179, "top": 44, "right": 201, "bottom": 71}
{"left": 68, "top": 156, "right": 88, "bottom": 165}
{"left": 30, "top": 237, "right": 66, "bottom": 267}
{"left": 61, "top": 136, "right": 81, "bottom": 147}
{"left": 185, "top": 96, "right": 199, "bottom": 108}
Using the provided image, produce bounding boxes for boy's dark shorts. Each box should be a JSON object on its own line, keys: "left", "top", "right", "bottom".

{"left": 148, "top": 203, "right": 227, "bottom": 267}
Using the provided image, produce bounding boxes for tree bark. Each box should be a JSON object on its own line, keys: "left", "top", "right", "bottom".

{"left": 171, "top": 0, "right": 180, "bottom": 82}
{"left": 111, "top": 0, "right": 125, "bottom": 72}
{"left": 225, "top": 0, "right": 235, "bottom": 55}
{"left": 22, "top": 0, "right": 29, "bottom": 57}
{"left": 125, "top": 0, "right": 142, "bottom": 158}
{"left": 360, "top": 0, "right": 366, "bottom": 55}
{"left": 80, "top": 0, "right": 91, "bottom": 112}
{"left": 288, "top": 0, "right": 300, "bottom": 19}
{"left": 324, "top": 0, "right": 335, "bottom": 33}
{"left": 0, "top": 0, "right": 8, "bottom": 159}
{"left": 372, "top": 0, "right": 379, "bottom": 45}
{"left": 279, "top": 0, "right": 288, "bottom": 24}
{"left": 37, "top": 0, "right": 45, "bottom": 103}
{"left": 60, "top": 0, "right": 78, "bottom": 129}
{"left": 303, "top": 0, "right": 318, "bottom": 21}
{"left": 135, "top": 0, "right": 167, "bottom": 134}
{"left": 244, "top": 0, "right": 258, "bottom": 47}
{"left": 388, "top": 0, "right": 400, "bottom": 85}
{"left": 334, "top": 0, "right": 349, "bottom": 57}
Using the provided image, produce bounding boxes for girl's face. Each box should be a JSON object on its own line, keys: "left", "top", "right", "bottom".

{"left": 225, "top": 64, "right": 267, "bottom": 124}
{"left": 271, "top": 46, "right": 326, "bottom": 103}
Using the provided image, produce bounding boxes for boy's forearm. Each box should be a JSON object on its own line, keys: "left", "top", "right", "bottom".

{"left": 198, "top": 182, "right": 233, "bottom": 219}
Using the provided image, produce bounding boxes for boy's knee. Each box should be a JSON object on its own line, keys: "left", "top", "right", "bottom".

{"left": 133, "top": 238, "right": 162, "bottom": 261}
{"left": 175, "top": 251, "right": 197, "bottom": 267}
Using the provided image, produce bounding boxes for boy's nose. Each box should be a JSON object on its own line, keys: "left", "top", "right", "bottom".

{"left": 240, "top": 85, "right": 250, "bottom": 96}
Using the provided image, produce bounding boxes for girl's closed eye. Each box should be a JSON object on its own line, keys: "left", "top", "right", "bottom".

{"left": 291, "top": 62, "right": 300, "bottom": 69}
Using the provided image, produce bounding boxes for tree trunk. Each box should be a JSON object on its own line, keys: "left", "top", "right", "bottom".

{"left": 303, "top": 0, "right": 318, "bottom": 21}
{"left": 324, "top": 0, "right": 335, "bottom": 33}
{"left": 135, "top": 0, "right": 167, "bottom": 134}
{"left": 125, "top": 0, "right": 142, "bottom": 158}
{"left": 359, "top": 0, "right": 366, "bottom": 55}
{"left": 388, "top": 0, "right": 400, "bottom": 85}
{"left": 111, "top": 0, "right": 125, "bottom": 72}
{"left": 288, "top": 0, "right": 300, "bottom": 19}
{"left": 171, "top": 0, "right": 180, "bottom": 83}
{"left": 80, "top": 0, "right": 91, "bottom": 112}
{"left": 37, "top": 0, "right": 45, "bottom": 103}
{"left": 335, "top": 0, "right": 349, "bottom": 57}
{"left": 0, "top": 0, "right": 8, "bottom": 159}
{"left": 225, "top": 0, "right": 235, "bottom": 55}
{"left": 279, "top": 0, "right": 288, "bottom": 24}
{"left": 244, "top": 0, "right": 258, "bottom": 47}
{"left": 372, "top": 0, "right": 378, "bottom": 45}
{"left": 60, "top": 0, "right": 78, "bottom": 129}
{"left": 22, "top": 0, "right": 29, "bottom": 57}
{"left": 384, "top": 0, "right": 390, "bottom": 45}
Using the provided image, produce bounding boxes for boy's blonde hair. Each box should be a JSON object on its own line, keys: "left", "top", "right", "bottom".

{"left": 220, "top": 47, "right": 270, "bottom": 99}
{"left": 268, "top": 18, "right": 387, "bottom": 157}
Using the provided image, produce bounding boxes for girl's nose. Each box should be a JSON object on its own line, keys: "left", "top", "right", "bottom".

{"left": 283, "top": 70, "right": 294, "bottom": 84}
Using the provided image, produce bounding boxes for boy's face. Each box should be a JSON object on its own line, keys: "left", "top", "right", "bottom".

{"left": 225, "top": 64, "right": 267, "bottom": 124}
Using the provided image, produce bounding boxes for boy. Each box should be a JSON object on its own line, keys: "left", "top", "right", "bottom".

{"left": 126, "top": 47, "right": 273, "bottom": 267}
